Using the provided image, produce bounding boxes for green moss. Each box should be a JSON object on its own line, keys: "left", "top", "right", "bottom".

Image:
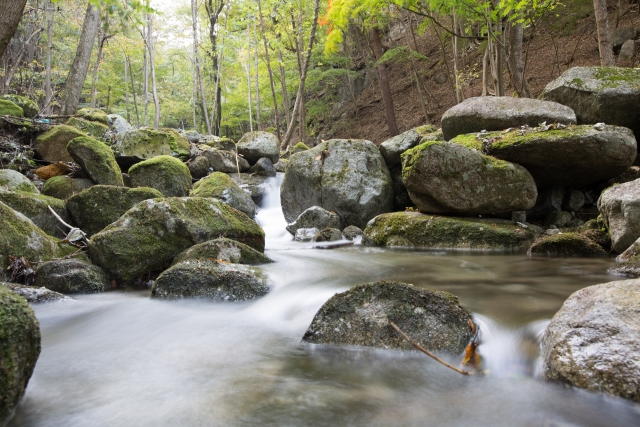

{"left": 527, "top": 232, "right": 607, "bottom": 256}
{"left": 0, "top": 190, "right": 70, "bottom": 238}
{"left": 415, "top": 124, "right": 439, "bottom": 135}
{"left": 593, "top": 67, "right": 640, "bottom": 90}
{"left": 483, "top": 155, "right": 513, "bottom": 171}
{"left": 128, "top": 155, "right": 191, "bottom": 197}
{"left": 0, "top": 170, "right": 38, "bottom": 194}
{"left": 0, "top": 100, "right": 24, "bottom": 118}
{"left": 68, "top": 136, "right": 123, "bottom": 186}
{"left": 35, "top": 125, "right": 86, "bottom": 162}
{"left": 121, "top": 128, "right": 190, "bottom": 160}
{"left": 191, "top": 172, "right": 232, "bottom": 196}
{"left": 42, "top": 176, "right": 94, "bottom": 200}
{"left": 67, "top": 117, "right": 109, "bottom": 139}
{"left": 77, "top": 108, "right": 108, "bottom": 125}
{"left": 400, "top": 140, "right": 445, "bottom": 173}
{"left": 172, "top": 237, "right": 273, "bottom": 265}
{"left": 1, "top": 95, "right": 37, "bottom": 118}
{"left": 450, "top": 133, "right": 483, "bottom": 150}
{"left": 292, "top": 142, "right": 310, "bottom": 154}
{"left": 204, "top": 136, "right": 236, "bottom": 151}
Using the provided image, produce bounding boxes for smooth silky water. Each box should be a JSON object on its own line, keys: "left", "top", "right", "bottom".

{"left": 9, "top": 175, "right": 640, "bottom": 427}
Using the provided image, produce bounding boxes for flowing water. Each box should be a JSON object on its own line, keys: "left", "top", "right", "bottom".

{"left": 8, "top": 175, "right": 640, "bottom": 427}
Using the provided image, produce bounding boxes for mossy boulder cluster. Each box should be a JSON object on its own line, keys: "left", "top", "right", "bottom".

{"left": 1, "top": 95, "right": 37, "bottom": 117}
{"left": 66, "top": 117, "right": 109, "bottom": 139}
{"left": 67, "top": 136, "right": 123, "bottom": 186}
{"left": 190, "top": 172, "right": 256, "bottom": 218}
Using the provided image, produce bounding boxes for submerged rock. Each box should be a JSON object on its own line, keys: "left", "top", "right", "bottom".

{"left": 0, "top": 285, "right": 40, "bottom": 424}
{"left": 190, "top": 172, "right": 256, "bottom": 218}
{"left": 542, "top": 279, "right": 640, "bottom": 402}
{"left": 363, "top": 212, "right": 538, "bottom": 252}
{"left": 302, "top": 281, "right": 472, "bottom": 353}
{"left": 128, "top": 155, "right": 192, "bottom": 197}
{"left": 67, "top": 136, "right": 123, "bottom": 186}
{"left": 598, "top": 179, "right": 640, "bottom": 253}
{"left": 527, "top": 233, "right": 607, "bottom": 257}
{"left": 33, "top": 259, "right": 110, "bottom": 294}
{"left": 151, "top": 260, "right": 268, "bottom": 301}
{"left": 342, "top": 225, "right": 363, "bottom": 240}
{"left": 172, "top": 238, "right": 273, "bottom": 265}
{"left": 237, "top": 131, "right": 280, "bottom": 164}
{"left": 312, "top": 228, "right": 342, "bottom": 242}
{"left": 294, "top": 228, "right": 318, "bottom": 242}
{"left": 286, "top": 206, "right": 341, "bottom": 235}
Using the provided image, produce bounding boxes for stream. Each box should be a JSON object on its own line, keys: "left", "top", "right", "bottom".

{"left": 8, "top": 174, "right": 640, "bottom": 427}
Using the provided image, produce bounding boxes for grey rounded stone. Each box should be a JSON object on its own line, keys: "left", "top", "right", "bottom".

{"left": 563, "top": 190, "right": 586, "bottom": 212}
{"left": 190, "top": 172, "right": 256, "bottom": 218}
{"left": 187, "top": 155, "right": 211, "bottom": 179}
{"left": 342, "top": 225, "right": 363, "bottom": 240}
{"left": 237, "top": 131, "right": 280, "bottom": 164}
{"left": 33, "top": 259, "right": 110, "bottom": 294}
{"left": 286, "top": 206, "right": 341, "bottom": 235}
{"left": 249, "top": 157, "right": 276, "bottom": 177}
{"left": 0, "top": 169, "right": 39, "bottom": 194}
{"left": 203, "top": 149, "right": 250, "bottom": 173}
{"left": 598, "top": 179, "right": 640, "bottom": 253}
{"left": 312, "top": 228, "right": 342, "bottom": 242}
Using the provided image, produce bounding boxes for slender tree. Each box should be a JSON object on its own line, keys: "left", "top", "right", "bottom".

{"left": 593, "top": 0, "right": 615, "bottom": 66}
{"left": 192, "top": 0, "right": 212, "bottom": 134}
{"left": 257, "top": 0, "right": 282, "bottom": 140}
{"left": 0, "top": 0, "right": 28, "bottom": 60}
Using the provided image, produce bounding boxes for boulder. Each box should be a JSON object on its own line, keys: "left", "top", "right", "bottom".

{"left": 294, "top": 228, "right": 318, "bottom": 242}
{"left": 441, "top": 96, "right": 576, "bottom": 141}
{"left": 363, "top": 212, "right": 539, "bottom": 251}
{"left": 286, "top": 206, "right": 341, "bottom": 235}
{"left": 186, "top": 155, "right": 210, "bottom": 179}
{"left": 598, "top": 179, "right": 640, "bottom": 253}
{"left": 67, "top": 185, "right": 163, "bottom": 237}
{"left": 151, "top": 260, "right": 268, "bottom": 301}
{"left": 612, "top": 27, "right": 637, "bottom": 50}
{"left": 202, "top": 148, "right": 250, "bottom": 173}
{"left": 527, "top": 186, "right": 566, "bottom": 220}
{"left": 107, "top": 114, "right": 132, "bottom": 135}
{"left": 0, "top": 286, "right": 40, "bottom": 424}
{"left": 312, "top": 228, "right": 342, "bottom": 242}
{"left": 608, "top": 236, "right": 640, "bottom": 276}
{"left": 563, "top": 190, "right": 586, "bottom": 212}
{"left": 119, "top": 128, "right": 190, "bottom": 160}
{"left": 453, "top": 124, "right": 637, "bottom": 188}
{"left": 172, "top": 238, "right": 273, "bottom": 265}
{"left": 527, "top": 233, "right": 607, "bottom": 256}
{"left": 88, "top": 197, "right": 265, "bottom": 281}
{"left": 290, "top": 142, "right": 310, "bottom": 156}
{"left": 66, "top": 117, "right": 108, "bottom": 139}
{"left": 41, "top": 176, "right": 94, "bottom": 200}
{"left": 402, "top": 141, "right": 537, "bottom": 214}
{"left": 0, "top": 99, "right": 24, "bottom": 117}
{"left": 582, "top": 228, "right": 611, "bottom": 252}
{"left": 379, "top": 125, "right": 441, "bottom": 168}
{"left": 389, "top": 166, "right": 413, "bottom": 210}
{"left": 33, "top": 259, "right": 109, "bottom": 294}
{"left": 67, "top": 136, "right": 123, "bottom": 186}
{"left": 274, "top": 159, "right": 288, "bottom": 173}
{"left": 1, "top": 95, "right": 37, "bottom": 118}
{"left": 302, "top": 281, "right": 472, "bottom": 353}
{"left": 0, "top": 169, "right": 38, "bottom": 194}
{"left": 619, "top": 39, "right": 636, "bottom": 60}
{"left": 128, "top": 155, "right": 192, "bottom": 197}
{"left": 202, "top": 135, "right": 236, "bottom": 151}
{"left": 0, "top": 190, "right": 71, "bottom": 239}
{"left": 248, "top": 157, "right": 276, "bottom": 177}
{"left": 2, "top": 282, "right": 68, "bottom": 303}
{"left": 539, "top": 67, "right": 640, "bottom": 143}
{"left": 34, "top": 125, "right": 85, "bottom": 162}
{"left": 181, "top": 130, "right": 201, "bottom": 144}
{"left": 237, "top": 131, "right": 280, "bottom": 164}
{"left": 542, "top": 279, "right": 640, "bottom": 402}
{"left": 342, "top": 225, "right": 363, "bottom": 240}
{"left": 190, "top": 172, "right": 256, "bottom": 218}
{"left": 227, "top": 173, "right": 269, "bottom": 203}
{"left": 77, "top": 108, "right": 108, "bottom": 125}
{"left": 281, "top": 139, "right": 393, "bottom": 229}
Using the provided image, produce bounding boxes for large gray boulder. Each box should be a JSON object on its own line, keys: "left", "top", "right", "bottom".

{"left": 281, "top": 139, "right": 393, "bottom": 229}
{"left": 598, "top": 179, "right": 640, "bottom": 253}
{"left": 128, "top": 155, "right": 192, "bottom": 197}
{"left": 0, "top": 190, "right": 71, "bottom": 239}
{"left": 0, "top": 170, "right": 39, "bottom": 194}
{"left": 237, "top": 131, "right": 280, "bottom": 164}
{"left": 172, "top": 238, "right": 273, "bottom": 265}
{"left": 2, "top": 282, "right": 68, "bottom": 304}
{"left": 286, "top": 206, "right": 341, "bottom": 235}
{"left": 379, "top": 124, "right": 441, "bottom": 168}
{"left": 190, "top": 172, "right": 256, "bottom": 218}
{"left": 302, "top": 281, "right": 473, "bottom": 353}
{"left": 441, "top": 96, "right": 576, "bottom": 141}
{"left": 107, "top": 114, "right": 132, "bottom": 135}
{"left": 539, "top": 67, "right": 640, "bottom": 143}
{"left": 118, "top": 128, "right": 191, "bottom": 160}
{"left": 33, "top": 259, "right": 110, "bottom": 294}
{"left": 67, "top": 136, "right": 124, "bottom": 186}
{"left": 88, "top": 197, "right": 265, "bottom": 281}
{"left": 0, "top": 286, "right": 41, "bottom": 424}
{"left": 542, "top": 279, "right": 640, "bottom": 403}
{"left": 402, "top": 141, "right": 537, "bottom": 214}
{"left": 452, "top": 124, "right": 637, "bottom": 188}
{"left": 202, "top": 148, "right": 250, "bottom": 173}
{"left": 151, "top": 260, "right": 268, "bottom": 301}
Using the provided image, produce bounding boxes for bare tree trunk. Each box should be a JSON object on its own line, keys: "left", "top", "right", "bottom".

{"left": 254, "top": 23, "right": 261, "bottom": 130}
{"left": 507, "top": 22, "right": 532, "bottom": 98}
{"left": 296, "top": 0, "right": 305, "bottom": 141}
{"left": 61, "top": 2, "right": 101, "bottom": 115}
{"left": 205, "top": 0, "right": 225, "bottom": 136}
{"left": 90, "top": 29, "right": 111, "bottom": 108}
{"left": 370, "top": 26, "right": 399, "bottom": 137}
{"left": 192, "top": 0, "right": 211, "bottom": 134}
{"left": 482, "top": 47, "right": 490, "bottom": 96}
{"left": 246, "top": 22, "right": 253, "bottom": 132}
{"left": 257, "top": 0, "right": 282, "bottom": 140}
{"left": 44, "top": 0, "right": 54, "bottom": 114}
{"left": 147, "top": 14, "right": 160, "bottom": 129}
{"left": 124, "top": 55, "right": 130, "bottom": 122}
{"left": 126, "top": 56, "right": 140, "bottom": 126}
{"left": 594, "top": 0, "right": 615, "bottom": 66}
{"left": 143, "top": 28, "right": 149, "bottom": 126}
{"left": 3, "top": 28, "right": 42, "bottom": 95}
{"left": 452, "top": 12, "right": 463, "bottom": 103}
{"left": 277, "top": 46, "right": 290, "bottom": 126}
{"left": 0, "top": 0, "right": 28, "bottom": 60}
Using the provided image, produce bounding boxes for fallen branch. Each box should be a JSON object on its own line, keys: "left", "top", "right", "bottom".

{"left": 47, "top": 205, "right": 89, "bottom": 247}
{"left": 390, "top": 322, "right": 472, "bottom": 376}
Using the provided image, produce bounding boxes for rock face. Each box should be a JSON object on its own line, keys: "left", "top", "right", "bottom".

{"left": 66, "top": 117, "right": 108, "bottom": 139}
{"left": 119, "top": 128, "right": 190, "bottom": 160}
{"left": 0, "top": 286, "right": 41, "bottom": 424}
{"left": 128, "top": 155, "right": 192, "bottom": 197}
{"left": 202, "top": 148, "right": 250, "bottom": 173}
{"left": 363, "top": 212, "right": 539, "bottom": 251}
{"left": 0, "top": 169, "right": 39, "bottom": 194}
{"left": 237, "top": 131, "right": 280, "bottom": 164}
{"left": 190, "top": 172, "right": 256, "bottom": 218}
{"left": 281, "top": 139, "right": 393, "bottom": 229}
{"left": 379, "top": 124, "right": 441, "bottom": 168}
{"left": 67, "top": 136, "right": 124, "bottom": 186}
{"left": 41, "top": 176, "right": 94, "bottom": 200}
{"left": 0, "top": 190, "right": 71, "bottom": 239}
{"left": 441, "top": 96, "right": 577, "bottom": 141}
{"left": 286, "top": 206, "right": 341, "bottom": 235}
{"left": 172, "top": 238, "right": 273, "bottom": 265}
{"left": 527, "top": 233, "right": 607, "bottom": 256}
{"left": 67, "top": 185, "right": 163, "bottom": 237}
{"left": 151, "top": 260, "right": 269, "bottom": 301}
{"left": 539, "top": 67, "right": 640, "bottom": 142}
{"left": 542, "top": 279, "right": 640, "bottom": 402}
{"left": 35, "top": 125, "right": 85, "bottom": 162}
{"left": 88, "top": 197, "right": 265, "bottom": 281}
{"left": 302, "top": 281, "right": 473, "bottom": 353}
{"left": 452, "top": 124, "right": 637, "bottom": 188}
{"left": 598, "top": 179, "right": 640, "bottom": 253}
{"left": 33, "top": 259, "right": 110, "bottom": 294}
{"left": 402, "top": 141, "right": 537, "bottom": 214}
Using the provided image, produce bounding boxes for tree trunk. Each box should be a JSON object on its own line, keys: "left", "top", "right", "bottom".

{"left": 246, "top": 22, "right": 253, "bottom": 132}
{"left": 452, "top": 12, "right": 463, "bottom": 103}
{"left": 143, "top": 29, "right": 149, "bottom": 126}
{"left": 147, "top": 14, "right": 160, "bottom": 128}
{"left": 594, "top": 0, "right": 615, "bottom": 66}
{"left": 370, "top": 27, "right": 399, "bottom": 137}
{"left": 3, "top": 28, "right": 42, "bottom": 95}
{"left": 126, "top": 56, "right": 140, "bottom": 126}
{"left": 124, "top": 55, "right": 130, "bottom": 122}
{"left": 44, "top": 0, "right": 54, "bottom": 114}
{"left": 507, "top": 22, "right": 532, "bottom": 98}
{"left": 277, "top": 44, "right": 290, "bottom": 126}
{"left": 192, "top": 0, "right": 211, "bottom": 134}
{"left": 205, "top": 0, "right": 225, "bottom": 136}
{"left": 61, "top": 2, "right": 101, "bottom": 115}
{"left": 90, "top": 29, "right": 111, "bottom": 108}
{"left": 257, "top": 0, "right": 282, "bottom": 141}
{"left": 254, "top": 23, "right": 261, "bottom": 130}
{"left": 0, "top": 0, "right": 28, "bottom": 60}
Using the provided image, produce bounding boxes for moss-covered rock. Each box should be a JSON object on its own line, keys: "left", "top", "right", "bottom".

{"left": 88, "top": 197, "right": 265, "bottom": 281}
{"left": 274, "top": 158, "right": 288, "bottom": 173}
{"left": 1, "top": 95, "right": 37, "bottom": 118}
{"left": 291, "top": 142, "right": 310, "bottom": 155}
{"left": 237, "top": 131, "right": 280, "bottom": 164}
{"left": 227, "top": 173, "right": 269, "bottom": 203}
{"left": 0, "top": 201, "right": 77, "bottom": 273}
{"left": 67, "top": 185, "right": 163, "bottom": 237}
{"left": 203, "top": 148, "right": 250, "bottom": 173}
{"left": 77, "top": 107, "right": 108, "bottom": 125}
{"left": 186, "top": 155, "right": 210, "bottom": 179}
{"left": 2, "top": 282, "right": 68, "bottom": 303}
{"left": 128, "top": 155, "right": 191, "bottom": 197}
{"left": 172, "top": 237, "right": 273, "bottom": 265}
{"left": 0, "top": 99, "right": 24, "bottom": 118}
{"left": 0, "top": 190, "right": 71, "bottom": 239}
{"left": 35, "top": 125, "right": 86, "bottom": 162}
{"left": 302, "top": 281, "right": 472, "bottom": 353}
{"left": 312, "top": 228, "right": 342, "bottom": 242}
{"left": 379, "top": 125, "right": 444, "bottom": 168}
{"left": 67, "top": 136, "right": 123, "bottom": 186}
{"left": 41, "top": 176, "right": 94, "bottom": 200}
{"left": 0, "top": 285, "right": 40, "bottom": 424}
{"left": 363, "top": 212, "right": 539, "bottom": 252}
{"left": 190, "top": 172, "right": 256, "bottom": 218}
{"left": 203, "top": 135, "right": 236, "bottom": 151}
{"left": 120, "top": 128, "right": 190, "bottom": 160}
{"left": 33, "top": 259, "right": 110, "bottom": 294}
{"left": 527, "top": 232, "right": 607, "bottom": 256}
{"left": 66, "top": 117, "right": 109, "bottom": 139}
{"left": 0, "top": 170, "right": 38, "bottom": 194}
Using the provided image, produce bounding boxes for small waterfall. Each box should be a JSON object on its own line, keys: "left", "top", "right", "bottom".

{"left": 255, "top": 173, "right": 291, "bottom": 247}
